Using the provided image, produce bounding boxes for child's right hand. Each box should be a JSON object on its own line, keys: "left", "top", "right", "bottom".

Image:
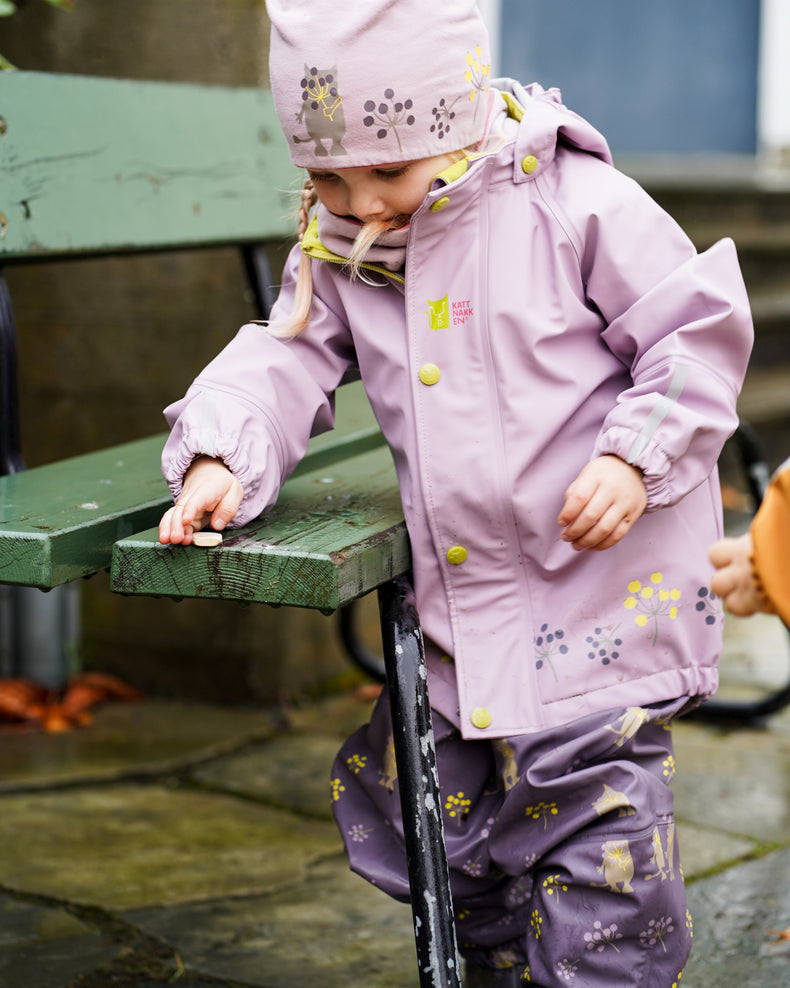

{"left": 558, "top": 454, "right": 647, "bottom": 551}
{"left": 158, "top": 455, "right": 244, "bottom": 545}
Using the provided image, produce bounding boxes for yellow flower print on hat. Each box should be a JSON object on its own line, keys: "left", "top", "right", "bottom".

{"left": 465, "top": 45, "right": 490, "bottom": 114}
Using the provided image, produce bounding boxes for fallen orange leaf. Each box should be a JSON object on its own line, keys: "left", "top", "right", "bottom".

{"left": 0, "top": 673, "right": 143, "bottom": 733}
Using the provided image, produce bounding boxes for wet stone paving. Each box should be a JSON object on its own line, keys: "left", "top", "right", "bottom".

{"left": 1, "top": 610, "right": 790, "bottom": 986}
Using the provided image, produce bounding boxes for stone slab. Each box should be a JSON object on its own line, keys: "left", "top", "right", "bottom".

{"left": 190, "top": 734, "right": 342, "bottom": 821}
{"left": 673, "top": 718, "right": 790, "bottom": 844}
{"left": 717, "top": 612, "right": 790, "bottom": 694}
{"left": 0, "top": 784, "right": 339, "bottom": 911}
{"left": 0, "top": 894, "right": 121, "bottom": 988}
{"left": 125, "top": 854, "right": 417, "bottom": 988}
{"left": 683, "top": 848, "right": 790, "bottom": 987}
{"left": 187, "top": 689, "right": 381, "bottom": 821}
{"left": 0, "top": 700, "right": 278, "bottom": 791}
{"left": 674, "top": 821, "right": 757, "bottom": 882}
{"left": 284, "top": 687, "right": 381, "bottom": 742}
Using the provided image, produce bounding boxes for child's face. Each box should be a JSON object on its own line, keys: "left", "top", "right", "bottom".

{"left": 308, "top": 153, "right": 458, "bottom": 228}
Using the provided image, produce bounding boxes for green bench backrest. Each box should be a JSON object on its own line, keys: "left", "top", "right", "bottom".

{"left": 0, "top": 72, "right": 407, "bottom": 606}
{"left": 0, "top": 71, "right": 300, "bottom": 259}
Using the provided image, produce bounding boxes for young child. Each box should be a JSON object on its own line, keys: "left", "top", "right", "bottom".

{"left": 710, "top": 457, "right": 790, "bottom": 625}
{"left": 159, "top": 2, "right": 754, "bottom": 983}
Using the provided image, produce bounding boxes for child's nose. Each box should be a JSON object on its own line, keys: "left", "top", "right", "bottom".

{"left": 349, "top": 185, "right": 385, "bottom": 222}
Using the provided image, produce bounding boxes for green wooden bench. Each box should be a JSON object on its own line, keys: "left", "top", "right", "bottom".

{"left": 0, "top": 69, "right": 297, "bottom": 582}
{"left": 1, "top": 70, "right": 461, "bottom": 986}
{"left": 0, "top": 392, "right": 402, "bottom": 596}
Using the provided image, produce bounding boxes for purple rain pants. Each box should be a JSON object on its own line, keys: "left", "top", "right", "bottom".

{"left": 331, "top": 691, "right": 693, "bottom": 987}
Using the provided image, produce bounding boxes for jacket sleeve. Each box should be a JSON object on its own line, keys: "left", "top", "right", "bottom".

{"left": 554, "top": 153, "right": 754, "bottom": 509}
{"left": 751, "top": 458, "right": 790, "bottom": 626}
{"left": 161, "top": 246, "right": 357, "bottom": 526}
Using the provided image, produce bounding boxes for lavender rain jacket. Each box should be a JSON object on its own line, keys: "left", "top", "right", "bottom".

{"left": 162, "top": 82, "right": 754, "bottom": 739}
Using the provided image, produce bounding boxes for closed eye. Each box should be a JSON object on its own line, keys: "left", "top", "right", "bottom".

{"left": 373, "top": 165, "right": 410, "bottom": 180}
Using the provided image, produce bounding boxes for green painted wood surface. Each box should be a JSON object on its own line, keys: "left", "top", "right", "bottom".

{"left": 0, "top": 434, "right": 170, "bottom": 588}
{"left": 0, "top": 382, "right": 391, "bottom": 592}
{"left": 110, "top": 444, "right": 409, "bottom": 612}
{"left": 0, "top": 71, "right": 300, "bottom": 259}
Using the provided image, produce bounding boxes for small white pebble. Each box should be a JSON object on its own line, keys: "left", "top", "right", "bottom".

{"left": 192, "top": 531, "right": 222, "bottom": 547}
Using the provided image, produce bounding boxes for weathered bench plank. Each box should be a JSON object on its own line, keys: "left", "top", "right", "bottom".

{"left": 110, "top": 443, "right": 410, "bottom": 612}
{"left": 0, "top": 71, "right": 299, "bottom": 259}
{"left": 0, "top": 434, "right": 169, "bottom": 588}
{"left": 0, "top": 383, "right": 389, "bottom": 591}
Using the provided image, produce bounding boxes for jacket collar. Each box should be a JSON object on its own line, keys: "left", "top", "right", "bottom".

{"left": 299, "top": 157, "right": 475, "bottom": 283}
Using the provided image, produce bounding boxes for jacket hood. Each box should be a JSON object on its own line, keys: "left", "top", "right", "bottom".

{"left": 490, "top": 78, "right": 613, "bottom": 169}
{"left": 299, "top": 81, "right": 613, "bottom": 276}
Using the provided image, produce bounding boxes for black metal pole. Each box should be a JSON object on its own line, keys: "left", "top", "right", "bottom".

{"left": 378, "top": 576, "right": 462, "bottom": 988}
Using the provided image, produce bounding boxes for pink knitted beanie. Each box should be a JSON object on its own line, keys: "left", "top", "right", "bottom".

{"left": 267, "top": 0, "right": 492, "bottom": 168}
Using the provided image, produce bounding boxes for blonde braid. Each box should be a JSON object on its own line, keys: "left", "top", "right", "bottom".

{"left": 298, "top": 178, "right": 317, "bottom": 244}
{"left": 267, "top": 176, "right": 318, "bottom": 338}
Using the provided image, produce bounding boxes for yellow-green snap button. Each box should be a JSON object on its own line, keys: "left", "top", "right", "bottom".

{"left": 430, "top": 196, "right": 451, "bottom": 212}
{"left": 521, "top": 154, "right": 538, "bottom": 174}
{"left": 419, "top": 363, "right": 441, "bottom": 386}
{"left": 471, "top": 707, "right": 492, "bottom": 730}
{"left": 446, "top": 545, "right": 468, "bottom": 565}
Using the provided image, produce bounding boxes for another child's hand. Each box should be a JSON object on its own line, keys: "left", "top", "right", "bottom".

{"left": 158, "top": 455, "right": 244, "bottom": 545}
{"left": 558, "top": 455, "right": 647, "bottom": 551}
{"left": 708, "top": 532, "right": 767, "bottom": 617}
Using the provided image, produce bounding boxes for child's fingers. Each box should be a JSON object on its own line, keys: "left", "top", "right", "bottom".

{"left": 718, "top": 580, "right": 761, "bottom": 618}
{"left": 708, "top": 532, "right": 762, "bottom": 615}
{"left": 708, "top": 538, "right": 736, "bottom": 568}
{"left": 582, "top": 512, "right": 640, "bottom": 551}
{"left": 709, "top": 554, "right": 764, "bottom": 618}
{"left": 557, "top": 478, "right": 596, "bottom": 528}
{"left": 560, "top": 501, "right": 605, "bottom": 546}
{"left": 174, "top": 488, "right": 207, "bottom": 529}
{"left": 209, "top": 480, "right": 245, "bottom": 531}
{"left": 159, "top": 460, "right": 243, "bottom": 546}
{"left": 159, "top": 491, "right": 215, "bottom": 545}
{"left": 709, "top": 565, "right": 737, "bottom": 600}
{"left": 158, "top": 506, "right": 176, "bottom": 545}
{"left": 162, "top": 503, "right": 195, "bottom": 546}
{"left": 159, "top": 503, "right": 194, "bottom": 545}
{"left": 559, "top": 473, "right": 616, "bottom": 542}
{"left": 562, "top": 499, "right": 634, "bottom": 551}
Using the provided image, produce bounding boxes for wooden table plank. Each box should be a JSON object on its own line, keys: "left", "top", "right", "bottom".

{"left": 110, "top": 444, "right": 409, "bottom": 611}
{"left": 0, "top": 383, "right": 387, "bottom": 590}
{"left": 0, "top": 435, "right": 170, "bottom": 588}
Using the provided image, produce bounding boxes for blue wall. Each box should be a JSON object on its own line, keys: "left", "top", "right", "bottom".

{"left": 500, "top": 0, "right": 760, "bottom": 154}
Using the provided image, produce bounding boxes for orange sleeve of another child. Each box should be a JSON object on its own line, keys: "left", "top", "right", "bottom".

{"left": 751, "top": 460, "right": 790, "bottom": 627}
